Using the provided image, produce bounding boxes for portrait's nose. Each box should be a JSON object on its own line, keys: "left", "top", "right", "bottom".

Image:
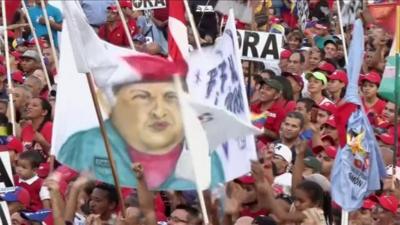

{"left": 151, "top": 96, "right": 167, "bottom": 119}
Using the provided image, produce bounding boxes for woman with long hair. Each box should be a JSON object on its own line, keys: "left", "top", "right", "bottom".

{"left": 20, "top": 97, "right": 52, "bottom": 158}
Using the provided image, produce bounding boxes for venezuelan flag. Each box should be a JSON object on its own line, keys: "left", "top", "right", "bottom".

{"left": 251, "top": 112, "right": 267, "bottom": 128}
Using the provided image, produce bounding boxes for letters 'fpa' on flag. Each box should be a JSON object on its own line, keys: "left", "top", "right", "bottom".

{"left": 331, "top": 19, "right": 387, "bottom": 212}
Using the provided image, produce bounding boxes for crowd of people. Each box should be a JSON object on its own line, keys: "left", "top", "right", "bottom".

{"left": 0, "top": 0, "right": 398, "bottom": 224}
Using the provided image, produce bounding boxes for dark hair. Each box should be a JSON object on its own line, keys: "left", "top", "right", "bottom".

{"left": 287, "top": 30, "right": 303, "bottom": 42}
{"left": 297, "top": 97, "right": 316, "bottom": 112}
{"left": 260, "top": 69, "right": 277, "bottom": 79}
{"left": 271, "top": 76, "right": 293, "bottom": 101}
{"left": 285, "top": 111, "right": 305, "bottom": 129}
{"left": 175, "top": 204, "right": 202, "bottom": 225}
{"left": 94, "top": 183, "right": 119, "bottom": 207}
{"left": 309, "top": 47, "right": 325, "bottom": 61}
{"left": 291, "top": 51, "right": 305, "bottom": 64}
{"left": 296, "top": 181, "right": 332, "bottom": 225}
{"left": 18, "top": 150, "right": 45, "bottom": 169}
{"left": 33, "top": 97, "right": 52, "bottom": 131}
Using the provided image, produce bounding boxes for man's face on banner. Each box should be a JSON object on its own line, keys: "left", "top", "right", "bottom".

{"left": 112, "top": 81, "right": 184, "bottom": 155}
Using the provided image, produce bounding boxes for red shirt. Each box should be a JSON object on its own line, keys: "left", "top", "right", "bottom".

{"left": 275, "top": 99, "right": 296, "bottom": 116}
{"left": 14, "top": 175, "right": 48, "bottom": 211}
{"left": 98, "top": 19, "right": 138, "bottom": 47}
{"left": 251, "top": 101, "right": 285, "bottom": 145}
{"left": 20, "top": 121, "right": 52, "bottom": 158}
{"left": 240, "top": 208, "right": 268, "bottom": 218}
{"left": 362, "top": 98, "right": 386, "bottom": 116}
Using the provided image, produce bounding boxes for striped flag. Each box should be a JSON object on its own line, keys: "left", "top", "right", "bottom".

{"left": 168, "top": 0, "right": 189, "bottom": 63}
{"left": 378, "top": 6, "right": 400, "bottom": 103}
{"left": 4, "top": 1, "right": 21, "bottom": 24}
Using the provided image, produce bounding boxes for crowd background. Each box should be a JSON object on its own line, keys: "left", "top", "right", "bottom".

{"left": 0, "top": 0, "right": 399, "bottom": 225}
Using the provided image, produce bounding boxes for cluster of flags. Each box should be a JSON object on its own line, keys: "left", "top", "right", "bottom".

{"left": 52, "top": 1, "right": 260, "bottom": 190}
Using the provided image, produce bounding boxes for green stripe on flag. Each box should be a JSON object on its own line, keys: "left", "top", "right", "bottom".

{"left": 379, "top": 55, "right": 400, "bottom": 103}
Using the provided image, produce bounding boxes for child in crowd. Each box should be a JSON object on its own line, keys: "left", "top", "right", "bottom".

{"left": 14, "top": 150, "right": 50, "bottom": 210}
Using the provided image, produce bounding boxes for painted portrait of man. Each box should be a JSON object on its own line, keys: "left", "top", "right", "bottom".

{"left": 57, "top": 55, "right": 225, "bottom": 190}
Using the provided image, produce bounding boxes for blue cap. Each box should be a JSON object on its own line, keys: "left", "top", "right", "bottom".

{"left": 21, "top": 209, "right": 52, "bottom": 223}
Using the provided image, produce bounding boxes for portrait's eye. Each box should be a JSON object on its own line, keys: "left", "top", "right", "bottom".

{"left": 132, "top": 93, "right": 149, "bottom": 100}
{"left": 165, "top": 92, "right": 178, "bottom": 101}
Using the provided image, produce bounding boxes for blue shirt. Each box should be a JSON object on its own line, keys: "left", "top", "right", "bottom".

{"left": 28, "top": 4, "right": 62, "bottom": 48}
{"left": 58, "top": 120, "right": 225, "bottom": 190}
{"left": 80, "top": 0, "right": 114, "bottom": 26}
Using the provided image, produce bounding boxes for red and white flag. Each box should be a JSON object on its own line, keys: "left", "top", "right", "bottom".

{"left": 168, "top": 0, "right": 189, "bottom": 64}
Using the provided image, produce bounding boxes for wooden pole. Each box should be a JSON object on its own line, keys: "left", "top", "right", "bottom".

{"left": 173, "top": 75, "right": 210, "bottom": 225}
{"left": 336, "top": 2, "right": 349, "bottom": 225}
{"left": 183, "top": 0, "right": 202, "bottom": 51}
{"left": 393, "top": 5, "right": 400, "bottom": 190}
{"left": 114, "top": 0, "right": 135, "bottom": 49}
{"left": 21, "top": 0, "right": 52, "bottom": 91}
{"left": 39, "top": 0, "right": 59, "bottom": 74}
{"left": 336, "top": 0, "right": 348, "bottom": 65}
{"left": 85, "top": 72, "right": 126, "bottom": 217}
{"left": 1, "top": 0, "right": 17, "bottom": 136}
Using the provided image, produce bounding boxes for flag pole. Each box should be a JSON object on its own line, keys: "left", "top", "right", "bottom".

{"left": 336, "top": 0, "right": 349, "bottom": 64}
{"left": 183, "top": 0, "right": 202, "bottom": 51}
{"left": 39, "top": 0, "right": 59, "bottom": 74}
{"left": 1, "top": 0, "right": 17, "bottom": 136}
{"left": 114, "top": 0, "right": 135, "bottom": 49}
{"left": 21, "top": 0, "right": 52, "bottom": 91}
{"left": 336, "top": 1, "right": 349, "bottom": 225}
{"left": 85, "top": 72, "right": 126, "bottom": 217}
{"left": 173, "top": 75, "right": 210, "bottom": 225}
{"left": 393, "top": 5, "right": 400, "bottom": 187}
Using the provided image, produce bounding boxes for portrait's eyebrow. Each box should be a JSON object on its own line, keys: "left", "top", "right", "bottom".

{"left": 129, "top": 89, "right": 150, "bottom": 95}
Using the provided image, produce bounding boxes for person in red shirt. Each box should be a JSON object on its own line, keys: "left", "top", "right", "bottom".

{"left": 20, "top": 97, "right": 52, "bottom": 159}
{"left": 98, "top": 4, "right": 137, "bottom": 47}
{"left": 251, "top": 79, "right": 285, "bottom": 145}
{"left": 14, "top": 150, "right": 50, "bottom": 210}
{"left": 327, "top": 70, "right": 348, "bottom": 105}
{"left": 360, "top": 71, "right": 386, "bottom": 116}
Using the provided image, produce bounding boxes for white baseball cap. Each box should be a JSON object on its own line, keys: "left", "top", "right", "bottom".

{"left": 274, "top": 143, "right": 293, "bottom": 163}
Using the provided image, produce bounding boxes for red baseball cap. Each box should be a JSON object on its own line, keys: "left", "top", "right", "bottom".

{"left": 237, "top": 174, "right": 255, "bottom": 184}
{"left": 324, "top": 115, "right": 337, "bottom": 128}
{"left": 11, "top": 70, "right": 24, "bottom": 84}
{"left": 377, "top": 132, "right": 395, "bottom": 145}
{"left": 359, "top": 71, "right": 381, "bottom": 85}
{"left": 107, "top": 5, "right": 118, "bottom": 12}
{"left": 362, "top": 199, "right": 376, "bottom": 210}
{"left": 319, "top": 102, "right": 337, "bottom": 115}
{"left": 376, "top": 195, "right": 399, "bottom": 214}
{"left": 119, "top": 0, "right": 132, "bottom": 9}
{"left": 283, "top": 72, "right": 304, "bottom": 88}
{"left": 11, "top": 51, "right": 22, "bottom": 60}
{"left": 329, "top": 70, "right": 348, "bottom": 85}
{"left": 280, "top": 49, "right": 292, "bottom": 59}
{"left": 324, "top": 146, "right": 338, "bottom": 159}
{"left": 318, "top": 62, "right": 336, "bottom": 75}
{"left": 6, "top": 136, "right": 23, "bottom": 153}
